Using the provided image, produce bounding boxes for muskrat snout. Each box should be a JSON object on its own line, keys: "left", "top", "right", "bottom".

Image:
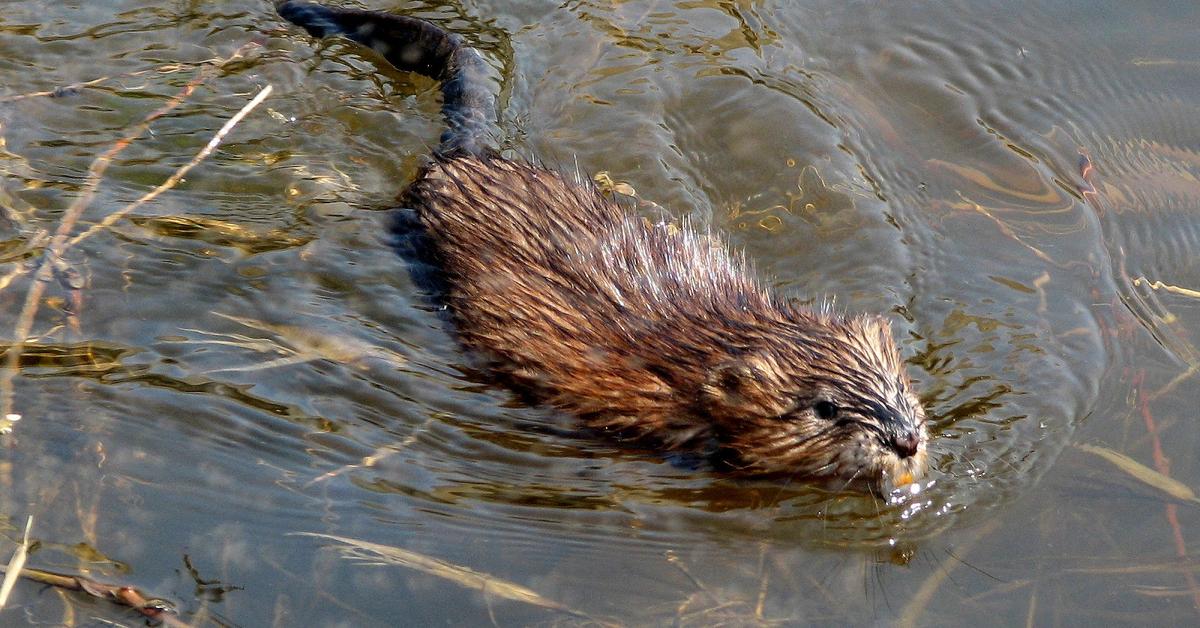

{"left": 890, "top": 427, "right": 922, "bottom": 459}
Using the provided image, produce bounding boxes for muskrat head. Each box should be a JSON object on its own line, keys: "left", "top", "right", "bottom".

{"left": 703, "top": 314, "right": 927, "bottom": 493}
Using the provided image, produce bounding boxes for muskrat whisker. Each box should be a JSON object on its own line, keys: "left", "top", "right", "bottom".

{"left": 831, "top": 466, "right": 866, "bottom": 495}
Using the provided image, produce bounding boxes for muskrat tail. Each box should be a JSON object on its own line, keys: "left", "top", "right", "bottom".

{"left": 276, "top": 1, "right": 497, "bottom": 157}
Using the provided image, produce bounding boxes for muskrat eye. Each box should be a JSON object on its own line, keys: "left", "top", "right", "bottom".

{"left": 813, "top": 400, "right": 839, "bottom": 421}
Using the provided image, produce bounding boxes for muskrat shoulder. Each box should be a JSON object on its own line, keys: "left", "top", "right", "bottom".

{"left": 278, "top": 1, "right": 929, "bottom": 492}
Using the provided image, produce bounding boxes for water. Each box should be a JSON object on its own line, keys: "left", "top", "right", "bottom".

{"left": 1, "top": 0, "right": 1199, "bottom": 624}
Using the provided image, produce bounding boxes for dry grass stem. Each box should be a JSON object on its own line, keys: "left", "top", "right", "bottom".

{"left": 174, "top": 311, "right": 406, "bottom": 375}
{"left": 0, "top": 516, "right": 32, "bottom": 610}
{"left": 1132, "top": 277, "right": 1200, "bottom": 300}
{"left": 295, "top": 533, "right": 583, "bottom": 617}
{"left": 1150, "top": 364, "right": 1198, "bottom": 402}
{"left": 1078, "top": 443, "right": 1200, "bottom": 504}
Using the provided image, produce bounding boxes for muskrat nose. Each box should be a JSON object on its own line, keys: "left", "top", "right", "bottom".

{"left": 890, "top": 429, "right": 921, "bottom": 458}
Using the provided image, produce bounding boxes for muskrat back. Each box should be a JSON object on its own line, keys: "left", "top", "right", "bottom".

{"left": 278, "top": 1, "right": 928, "bottom": 492}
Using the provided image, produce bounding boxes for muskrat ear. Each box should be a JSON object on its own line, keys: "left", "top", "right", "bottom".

{"left": 704, "top": 353, "right": 779, "bottom": 418}
{"left": 710, "top": 359, "right": 761, "bottom": 395}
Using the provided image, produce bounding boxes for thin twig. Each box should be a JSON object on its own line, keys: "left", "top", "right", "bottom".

{"left": 1134, "top": 369, "right": 1200, "bottom": 611}
{"left": 67, "top": 84, "right": 273, "bottom": 247}
{"left": 0, "top": 42, "right": 266, "bottom": 432}
{"left": 1, "top": 69, "right": 212, "bottom": 423}
{"left": 0, "top": 63, "right": 192, "bottom": 103}
{"left": 0, "top": 563, "right": 186, "bottom": 626}
{"left": 0, "top": 516, "right": 32, "bottom": 609}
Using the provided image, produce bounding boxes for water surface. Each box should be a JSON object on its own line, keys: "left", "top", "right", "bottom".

{"left": 1, "top": 0, "right": 1199, "bottom": 624}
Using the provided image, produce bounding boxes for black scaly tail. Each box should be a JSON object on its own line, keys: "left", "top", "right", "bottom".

{"left": 276, "top": 1, "right": 496, "bottom": 157}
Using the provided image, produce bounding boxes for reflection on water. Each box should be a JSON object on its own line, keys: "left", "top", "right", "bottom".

{"left": 1, "top": 0, "right": 1200, "bottom": 624}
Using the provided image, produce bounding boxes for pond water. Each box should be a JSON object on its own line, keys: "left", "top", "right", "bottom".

{"left": 1, "top": 0, "right": 1199, "bottom": 625}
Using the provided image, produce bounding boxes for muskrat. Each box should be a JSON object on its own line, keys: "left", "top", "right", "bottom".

{"left": 277, "top": 1, "right": 928, "bottom": 492}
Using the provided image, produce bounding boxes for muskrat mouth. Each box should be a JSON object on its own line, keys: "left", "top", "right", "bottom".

{"left": 712, "top": 435, "right": 927, "bottom": 495}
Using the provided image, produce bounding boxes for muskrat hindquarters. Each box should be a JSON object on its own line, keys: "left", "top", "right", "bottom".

{"left": 706, "top": 314, "right": 928, "bottom": 493}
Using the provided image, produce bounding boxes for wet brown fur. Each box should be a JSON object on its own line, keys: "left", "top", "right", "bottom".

{"left": 408, "top": 156, "right": 928, "bottom": 490}
{"left": 279, "top": 1, "right": 928, "bottom": 491}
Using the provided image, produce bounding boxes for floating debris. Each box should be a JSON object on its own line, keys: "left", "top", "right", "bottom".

{"left": 295, "top": 533, "right": 581, "bottom": 616}
{"left": 1078, "top": 443, "right": 1200, "bottom": 504}
{"left": 176, "top": 312, "right": 406, "bottom": 373}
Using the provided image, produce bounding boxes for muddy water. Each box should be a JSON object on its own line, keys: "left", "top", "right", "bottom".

{"left": 1, "top": 0, "right": 1198, "bottom": 624}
